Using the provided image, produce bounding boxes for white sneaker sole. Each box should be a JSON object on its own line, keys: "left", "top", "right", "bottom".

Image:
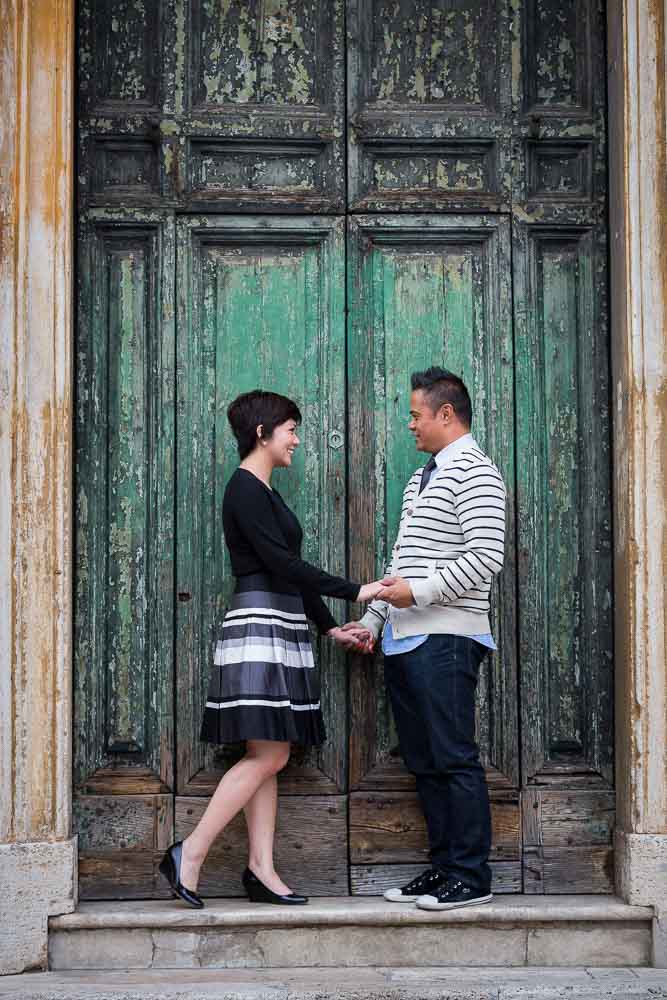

{"left": 416, "top": 892, "right": 493, "bottom": 911}
{"left": 383, "top": 889, "right": 420, "bottom": 903}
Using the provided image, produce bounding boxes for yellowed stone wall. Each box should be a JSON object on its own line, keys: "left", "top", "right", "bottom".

{"left": 0, "top": 0, "right": 77, "bottom": 976}
{"left": 607, "top": 0, "right": 667, "bottom": 965}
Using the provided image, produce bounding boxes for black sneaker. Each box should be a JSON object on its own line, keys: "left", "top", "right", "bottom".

{"left": 416, "top": 877, "right": 492, "bottom": 910}
{"left": 383, "top": 867, "right": 449, "bottom": 903}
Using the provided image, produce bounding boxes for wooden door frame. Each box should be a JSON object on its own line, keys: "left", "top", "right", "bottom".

{"left": 1, "top": 0, "right": 666, "bottom": 972}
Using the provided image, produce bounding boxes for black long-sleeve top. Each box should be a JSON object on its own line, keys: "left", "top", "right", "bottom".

{"left": 222, "top": 467, "right": 360, "bottom": 634}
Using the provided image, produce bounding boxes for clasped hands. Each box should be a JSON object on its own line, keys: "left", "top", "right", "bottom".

{"left": 327, "top": 576, "right": 415, "bottom": 654}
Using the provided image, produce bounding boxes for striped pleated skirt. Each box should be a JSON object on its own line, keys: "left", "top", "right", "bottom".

{"left": 199, "top": 574, "right": 326, "bottom": 747}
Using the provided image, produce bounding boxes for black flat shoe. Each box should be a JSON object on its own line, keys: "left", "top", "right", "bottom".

{"left": 242, "top": 867, "right": 308, "bottom": 905}
{"left": 158, "top": 841, "right": 204, "bottom": 909}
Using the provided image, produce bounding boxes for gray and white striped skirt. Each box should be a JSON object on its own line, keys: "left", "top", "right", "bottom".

{"left": 199, "top": 576, "right": 326, "bottom": 747}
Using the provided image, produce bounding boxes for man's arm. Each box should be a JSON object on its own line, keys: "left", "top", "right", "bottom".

{"left": 358, "top": 598, "right": 390, "bottom": 639}
{"left": 410, "top": 465, "right": 506, "bottom": 608}
{"left": 358, "top": 477, "right": 416, "bottom": 635}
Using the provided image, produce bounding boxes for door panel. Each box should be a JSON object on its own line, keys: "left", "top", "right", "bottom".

{"left": 175, "top": 216, "right": 347, "bottom": 807}
{"left": 511, "top": 0, "right": 613, "bottom": 892}
{"left": 78, "top": 0, "right": 345, "bottom": 212}
{"left": 74, "top": 209, "right": 176, "bottom": 898}
{"left": 347, "top": 0, "right": 513, "bottom": 211}
{"left": 347, "top": 214, "right": 520, "bottom": 892}
{"left": 514, "top": 227, "right": 612, "bottom": 788}
{"left": 513, "top": 224, "right": 614, "bottom": 892}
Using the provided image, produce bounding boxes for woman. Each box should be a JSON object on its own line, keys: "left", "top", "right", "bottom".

{"left": 159, "top": 390, "right": 379, "bottom": 908}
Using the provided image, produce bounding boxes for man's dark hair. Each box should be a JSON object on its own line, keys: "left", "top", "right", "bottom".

{"left": 410, "top": 366, "right": 472, "bottom": 427}
{"left": 227, "top": 390, "right": 302, "bottom": 460}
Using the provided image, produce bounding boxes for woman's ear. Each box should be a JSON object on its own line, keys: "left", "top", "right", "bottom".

{"left": 256, "top": 423, "right": 264, "bottom": 442}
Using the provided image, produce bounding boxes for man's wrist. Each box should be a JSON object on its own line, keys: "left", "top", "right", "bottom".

{"left": 410, "top": 577, "right": 437, "bottom": 607}
{"left": 358, "top": 612, "right": 382, "bottom": 639}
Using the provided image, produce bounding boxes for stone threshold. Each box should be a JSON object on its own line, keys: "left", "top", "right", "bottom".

{"left": 48, "top": 897, "right": 656, "bottom": 971}
{"left": 2, "top": 965, "right": 667, "bottom": 999}
{"left": 50, "top": 895, "right": 653, "bottom": 930}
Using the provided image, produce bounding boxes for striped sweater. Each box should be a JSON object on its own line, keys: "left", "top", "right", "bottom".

{"left": 360, "top": 434, "right": 507, "bottom": 640}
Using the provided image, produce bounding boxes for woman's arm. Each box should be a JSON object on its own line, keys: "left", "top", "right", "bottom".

{"left": 301, "top": 591, "right": 338, "bottom": 634}
{"left": 232, "top": 475, "right": 361, "bottom": 601}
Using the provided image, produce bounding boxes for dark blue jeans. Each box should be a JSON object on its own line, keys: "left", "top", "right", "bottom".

{"left": 385, "top": 633, "right": 492, "bottom": 892}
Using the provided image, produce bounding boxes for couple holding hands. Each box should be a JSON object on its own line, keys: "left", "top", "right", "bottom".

{"left": 159, "top": 366, "right": 507, "bottom": 914}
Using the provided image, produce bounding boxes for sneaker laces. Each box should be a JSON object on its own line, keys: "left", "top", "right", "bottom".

{"left": 433, "top": 878, "right": 467, "bottom": 900}
{"left": 403, "top": 868, "right": 446, "bottom": 894}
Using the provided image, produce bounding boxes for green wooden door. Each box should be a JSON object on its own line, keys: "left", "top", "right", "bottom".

{"left": 74, "top": 0, "right": 613, "bottom": 899}
{"left": 74, "top": 210, "right": 177, "bottom": 895}
{"left": 174, "top": 215, "right": 348, "bottom": 894}
{"left": 347, "top": 214, "right": 520, "bottom": 891}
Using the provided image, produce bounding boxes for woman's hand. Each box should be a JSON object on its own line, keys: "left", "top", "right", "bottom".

{"left": 327, "top": 625, "right": 374, "bottom": 653}
{"left": 357, "top": 579, "right": 394, "bottom": 603}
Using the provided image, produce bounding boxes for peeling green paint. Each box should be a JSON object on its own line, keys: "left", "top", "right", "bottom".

{"left": 75, "top": 0, "right": 613, "bottom": 899}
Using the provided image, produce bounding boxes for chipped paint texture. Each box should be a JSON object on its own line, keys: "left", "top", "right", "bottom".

{"left": 77, "top": 0, "right": 345, "bottom": 212}
{"left": 528, "top": 0, "right": 578, "bottom": 106}
{"left": 347, "top": 215, "right": 519, "bottom": 797}
{"left": 173, "top": 216, "right": 347, "bottom": 803}
{"left": 369, "top": 3, "right": 492, "bottom": 105}
{"left": 608, "top": 0, "right": 667, "bottom": 845}
{"left": 74, "top": 210, "right": 176, "bottom": 793}
{"left": 196, "top": 0, "right": 318, "bottom": 105}
{"left": 73, "top": 0, "right": 616, "bottom": 899}
{"left": 0, "top": 0, "right": 74, "bottom": 843}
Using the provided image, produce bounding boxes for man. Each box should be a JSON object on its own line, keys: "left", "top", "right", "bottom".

{"left": 345, "top": 367, "right": 506, "bottom": 910}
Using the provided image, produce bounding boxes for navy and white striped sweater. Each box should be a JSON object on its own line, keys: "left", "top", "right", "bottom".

{"left": 360, "top": 434, "right": 507, "bottom": 640}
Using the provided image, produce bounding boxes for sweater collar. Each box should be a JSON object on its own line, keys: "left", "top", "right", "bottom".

{"left": 433, "top": 432, "right": 475, "bottom": 469}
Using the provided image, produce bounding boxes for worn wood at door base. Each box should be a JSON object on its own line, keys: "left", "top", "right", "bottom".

{"left": 75, "top": 795, "right": 174, "bottom": 900}
{"left": 350, "top": 862, "right": 522, "bottom": 895}
{"left": 175, "top": 796, "right": 349, "bottom": 898}
{"left": 349, "top": 792, "right": 520, "bottom": 865}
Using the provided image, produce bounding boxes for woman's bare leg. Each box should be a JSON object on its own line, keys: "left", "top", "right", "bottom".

{"left": 178, "top": 740, "right": 290, "bottom": 890}
{"left": 243, "top": 774, "right": 292, "bottom": 895}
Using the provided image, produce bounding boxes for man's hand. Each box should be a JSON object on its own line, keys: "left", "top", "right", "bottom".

{"left": 377, "top": 577, "right": 415, "bottom": 609}
{"left": 334, "top": 621, "right": 376, "bottom": 654}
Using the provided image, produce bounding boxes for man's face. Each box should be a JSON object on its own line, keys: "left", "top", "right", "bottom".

{"left": 408, "top": 389, "right": 447, "bottom": 453}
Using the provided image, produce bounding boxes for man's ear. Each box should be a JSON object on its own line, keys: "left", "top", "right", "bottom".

{"left": 439, "top": 403, "right": 454, "bottom": 424}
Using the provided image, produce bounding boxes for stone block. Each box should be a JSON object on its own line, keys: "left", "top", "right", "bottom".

{"left": 526, "top": 923, "right": 651, "bottom": 967}
{"left": 48, "top": 928, "right": 154, "bottom": 970}
{"left": 0, "top": 839, "right": 77, "bottom": 975}
{"left": 615, "top": 831, "right": 667, "bottom": 907}
{"left": 653, "top": 910, "right": 667, "bottom": 969}
{"left": 195, "top": 925, "right": 527, "bottom": 969}
{"left": 2, "top": 967, "right": 667, "bottom": 1000}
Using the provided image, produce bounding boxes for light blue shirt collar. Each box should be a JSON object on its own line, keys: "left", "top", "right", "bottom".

{"left": 433, "top": 432, "right": 475, "bottom": 469}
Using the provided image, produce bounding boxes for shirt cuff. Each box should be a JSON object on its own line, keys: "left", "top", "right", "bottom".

{"left": 359, "top": 609, "right": 384, "bottom": 639}
{"left": 410, "top": 575, "right": 442, "bottom": 608}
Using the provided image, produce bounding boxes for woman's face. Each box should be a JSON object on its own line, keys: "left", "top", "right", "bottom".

{"left": 262, "top": 419, "right": 300, "bottom": 468}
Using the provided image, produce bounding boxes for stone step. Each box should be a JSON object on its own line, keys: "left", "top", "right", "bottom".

{"left": 2, "top": 966, "right": 667, "bottom": 1000}
{"left": 48, "top": 896, "right": 654, "bottom": 971}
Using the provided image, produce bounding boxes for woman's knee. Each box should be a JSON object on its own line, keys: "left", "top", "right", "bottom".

{"left": 247, "top": 740, "right": 290, "bottom": 775}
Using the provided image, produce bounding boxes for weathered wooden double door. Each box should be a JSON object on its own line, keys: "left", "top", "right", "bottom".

{"left": 74, "top": 0, "right": 613, "bottom": 898}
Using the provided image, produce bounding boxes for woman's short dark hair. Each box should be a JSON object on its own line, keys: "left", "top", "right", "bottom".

{"left": 410, "top": 366, "right": 472, "bottom": 427}
{"left": 227, "top": 390, "right": 302, "bottom": 460}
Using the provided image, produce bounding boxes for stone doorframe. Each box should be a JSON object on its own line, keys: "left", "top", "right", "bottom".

{"left": 0, "top": 0, "right": 665, "bottom": 975}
